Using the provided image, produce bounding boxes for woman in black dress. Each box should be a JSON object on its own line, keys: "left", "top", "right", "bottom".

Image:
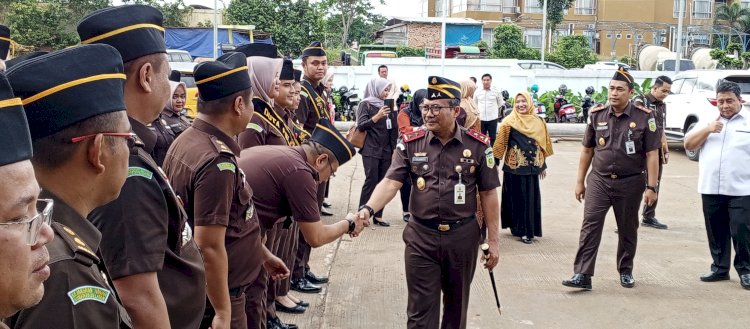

{"left": 492, "top": 91, "right": 553, "bottom": 243}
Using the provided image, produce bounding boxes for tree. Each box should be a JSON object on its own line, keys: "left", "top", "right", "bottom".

{"left": 122, "top": 0, "right": 193, "bottom": 27}
{"left": 325, "top": 12, "right": 385, "bottom": 47}
{"left": 322, "top": 0, "right": 384, "bottom": 48}
{"left": 715, "top": 2, "right": 749, "bottom": 30}
{"left": 488, "top": 24, "right": 539, "bottom": 60}
{"left": 540, "top": 0, "right": 575, "bottom": 33}
{"left": 545, "top": 35, "right": 597, "bottom": 68}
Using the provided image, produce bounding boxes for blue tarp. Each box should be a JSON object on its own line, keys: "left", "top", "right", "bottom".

{"left": 445, "top": 24, "right": 482, "bottom": 46}
{"left": 165, "top": 28, "right": 272, "bottom": 58}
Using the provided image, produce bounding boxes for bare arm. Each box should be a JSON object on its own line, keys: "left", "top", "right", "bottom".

{"left": 479, "top": 188, "right": 500, "bottom": 270}
{"left": 575, "top": 147, "right": 594, "bottom": 202}
{"left": 298, "top": 220, "right": 350, "bottom": 247}
{"left": 194, "top": 225, "right": 230, "bottom": 329}
{"left": 112, "top": 273, "right": 170, "bottom": 329}
{"left": 364, "top": 178, "right": 404, "bottom": 215}
{"left": 645, "top": 150, "right": 659, "bottom": 187}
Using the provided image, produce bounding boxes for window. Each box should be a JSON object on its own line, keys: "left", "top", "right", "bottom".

{"left": 525, "top": 0, "right": 542, "bottom": 13}
{"left": 482, "top": 28, "right": 494, "bottom": 47}
{"left": 616, "top": 33, "right": 622, "bottom": 39}
{"left": 501, "top": 0, "right": 518, "bottom": 13}
{"left": 680, "top": 78, "right": 697, "bottom": 94}
{"left": 670, "top": 79, "right": 684, "bottom": 94}
{"left": 673, "top": 0, "right": 685, "bottom": 18}
{"left": 524, "top": 29, "right": 543, "bottom": 49}
{"left": 692, "top": 0, "right": 712, "bottom": 19}
{"left": 626, "top": 34, "right": 632, "bottom": 39}
{"left": 606, "top": 33, "right": 612, "bottom": 39}
{"left": 575, "top": 0, "right": 596, "bottom": 15}
{"left": 742, "top": 1, "right": 750, "bottom": 10}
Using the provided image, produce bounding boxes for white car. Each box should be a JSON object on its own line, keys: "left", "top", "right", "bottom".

{"left": 663, "top": 70, "right": 750, "bottom": 161}
{"left": 167, "top": 49, "right": 193, "bottom": 64}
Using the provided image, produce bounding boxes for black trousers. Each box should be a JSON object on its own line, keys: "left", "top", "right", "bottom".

{"left": 641, "top": 157, "right": 664, "bottom": 219}
{"left": 480, "top": 120, "right": 498, "bottom": 146}
{"left": 360, "top": 155, "right": 391, "bottom": 218}
{"left": 701, "top": 194, "right": 750, "bottom": 275}
{"left": 400, "top": 176, "right": 412, "bottom": 212}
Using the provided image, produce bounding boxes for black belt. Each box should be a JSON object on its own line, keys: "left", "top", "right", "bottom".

{"left": 228, "top": 286, "right": 245, "bottom": 298}
{"left": 412, "top": 215, "right": 476, "bottom": 232}
{"left": 600, "top": 172, "right": 643, "bottom": 179}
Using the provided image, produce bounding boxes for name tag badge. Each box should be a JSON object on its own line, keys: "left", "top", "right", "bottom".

{"left": 460, "top": 158, "right": 475, "bottom": 164}
{"left": 596, "top": 125, "right": 608, "bottom": 131}
{"left": 454, "top": 183, "right": 466, "bottom": 205}
{"left": 386, "top": 118, "right": 393, "bottom": 130}
{"left": 625, "top": 141, "right": 636, "bottom": 155}
{"left": 412, "top": 156, "right": 428, "bottom": 163}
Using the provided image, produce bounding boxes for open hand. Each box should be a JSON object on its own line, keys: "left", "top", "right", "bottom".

{"left": 263, "top": 255, "right": 290, "bottom": 281}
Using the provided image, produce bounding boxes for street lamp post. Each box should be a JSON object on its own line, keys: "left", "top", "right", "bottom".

{"left": 213, "top": 0, "right": 218, "bottom": 59}
{"left": 541, "top": 0, "right": 548, "bottom": 62}
{"left": 675, "top": 0, "right": 685, "bottom": 73}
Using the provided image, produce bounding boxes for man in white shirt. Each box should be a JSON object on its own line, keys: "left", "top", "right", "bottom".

{"left": 684, "top": 80, "right": 750, "bottom": 290}
{"left": 473, "top": 73, "right": 502, "bottom": 145}
{"left": 378, "top": 65, "right": 398, "bottom": 100}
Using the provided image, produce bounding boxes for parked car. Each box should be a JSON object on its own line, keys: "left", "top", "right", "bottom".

{"left": 167, "top": 49, "right": 193, "bottom": 63}
{"left": 516, "top": 60, "right": 566, "bottom": 70}
{"left": 583, "top": 61, "right": 631, "bottom": 70}
{"left": 664, "top": 70, "right": 750, "bottom": 161}
{"left": 169, "top": 62, "right": 199, "bottom": 118}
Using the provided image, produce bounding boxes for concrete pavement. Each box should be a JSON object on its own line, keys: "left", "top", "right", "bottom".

{"left": 279, "top": 141, "right": 749, "bottom": 329}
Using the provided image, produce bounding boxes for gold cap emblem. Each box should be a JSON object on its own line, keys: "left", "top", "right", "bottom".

{"left": 463, "top": 149, "right": 471, "bottom": 157}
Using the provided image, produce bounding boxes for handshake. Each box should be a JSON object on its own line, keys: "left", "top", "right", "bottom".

{"left": 345, "top": 207, "right": 375, "bottom": 238}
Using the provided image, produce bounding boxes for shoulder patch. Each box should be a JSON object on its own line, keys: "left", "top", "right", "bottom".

{"left": 247, "top": 122, "right": 264, "bottom": 133}
{"left": 128, "top": 166, "right": 153, "bottom": 180}
{"left": 68, "top": 285, "right": 111, "bottom": 305}
{"left": 485, "top": 147, "right": 495, "bottom": 168}
{"left": 590, "top": 104, "right": 606, "bottom": 113}
{"left": 635, "top": 103, "right": 652, "bottom": 114}
{"left": 403, "top": 129, "right": 426, "bottom": 143}
{"left": 300, "top": 90, "right": 309, "bottom": 98}
{"left": 648, "top": 118, "right": 657, "bottom": 132}
{"left": 216, "top": 162, "right": 236, "bottom": 173}
{"left": 467, "top": 129, "right": 490, "bottom": 145}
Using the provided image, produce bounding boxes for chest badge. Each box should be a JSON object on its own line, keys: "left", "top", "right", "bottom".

{"left": 629, "top": 122, "right": 636, "bottom": 129}
{"left": 598, "top": 137, "right": 606, "bottom": 146}
{"left": 470, "top": 166, "right": 476, "bottom": 174}
{"left": 416, "top": 176, "right": 426, "bottom": 191}
{"left": 463, "top": 149, "right": 471, "bottom": 157}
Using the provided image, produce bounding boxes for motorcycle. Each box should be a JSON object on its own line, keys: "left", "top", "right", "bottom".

{"left": 559, "top": 103, "right": 579, "bottom": 123}
{"left": 535, "top": 101, "right": 547, "bottom": 121}
{"left": 335, "top": 86, "right": 360, "bottom": 121}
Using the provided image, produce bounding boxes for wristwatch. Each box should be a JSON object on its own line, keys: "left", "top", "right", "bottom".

{"left": 359, "top": 204, "right": 375, "bottom": 218}
{"left": 346, "top": 218, "right": 356, "bottom": 234}
{"left": 646, "top": 185, "right": 657, "bottom": 192}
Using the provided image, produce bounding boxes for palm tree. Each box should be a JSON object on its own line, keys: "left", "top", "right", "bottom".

{"left": 715, "top": 2, "right": 750, "bottom": 30}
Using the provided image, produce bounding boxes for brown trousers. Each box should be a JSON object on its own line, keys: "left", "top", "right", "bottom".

{"left": 263, "top": 223, "right": 282, "bottom": 319}
{"left": 574, "top": 173, "right": 645, "bottom": 275}
{"left": 275, "top": 222, "right": 299, "bottom": 296}
{"left": 245, "top": 272, "right": 267, "bottom": 329}
{"left": 403, "top": 219, "right": 480, "bottom": 329}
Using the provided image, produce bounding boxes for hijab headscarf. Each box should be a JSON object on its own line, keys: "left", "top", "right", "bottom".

{"left": 322, "top": 69, "right": 335, "bottom": 97}
{"left": 459, "top": 80, "right": 479, "bottom": 130}
{"left": 362, "top": 77, "right": 391, "bottom": 108}
{"left": 407, "top": 89, "right": 426, "bottom": 127}
{"left": 494, "top": 91, "right": 554, "bottom": 158}
{"left": 247, "top": 57, "right": 283, "bottom": 104}
{"left": 166, "top": 80, "right": 187, "bottom": 112}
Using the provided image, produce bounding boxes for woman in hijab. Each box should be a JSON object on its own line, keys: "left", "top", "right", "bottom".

{"left": 493, "top": 91, "right": 554, "bottom": 244}
{"left": 322, "top": 69, "right": 335, "bottom": 122}
{"left": 356, "top": 77, "right": 397, "bottom": 226}
{"left": 460, "top": 80, "right": 480, "bottom": 131}
{"left": 237, "top": 56, "right": 282, "bottom": 149}
{"left": 396, "top": 89, "right": 426, "bottom": 222}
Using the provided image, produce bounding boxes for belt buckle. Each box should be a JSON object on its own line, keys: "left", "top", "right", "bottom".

{"left": 437, "top": 224, "right": 450, "bottom": 232}
{"left": 610, "top": 174, "right": 618, "bottom": 179}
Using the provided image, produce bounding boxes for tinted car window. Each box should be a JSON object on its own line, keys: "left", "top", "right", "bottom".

{"left": 518, "top": 63, "right": 531, "bottom": 69}
{"left": 670, "top": 79, "right": 684, "bottom": 94}
{"left": 696, "top": 80, "right": 714, "bottom": 92}
{"left": 724, "top": 76, "right": 750, "bottom": 94}
{"left": 180, "top": 75, "right": 196, "bottom": 88}
{"left": 680, "top": 79, "right": 696, "bottom": 94}
{"left": 181, "top": 54, "right": 192, "bottom": 62}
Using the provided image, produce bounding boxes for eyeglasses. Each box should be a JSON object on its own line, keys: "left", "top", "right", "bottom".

{"left": 327, "top": 159, "right": 337, "bottom": 178}
{"left": 0, "top": 199, "right": 53, "bottom": 246}
{"left": 71, "top": 132, "right": 136, "bottom": 149}
{"left": 419, "top": 105, "right": 454, "bottom": 115}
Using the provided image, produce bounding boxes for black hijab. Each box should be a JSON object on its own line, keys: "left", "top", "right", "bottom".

{"left": 407, "top": 89, "right": 426, "bottom": 127}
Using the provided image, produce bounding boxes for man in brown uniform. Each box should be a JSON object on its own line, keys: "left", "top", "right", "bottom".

{"left": 357, "top": 76, "right": 501, "bottom": 329}
{"left": 634, "top": 75, "right": 672, "bottom": 230}
{"left": 240, "top": 118, "right": 366, "bottom": 329}
{"left": 6, "top": 44, "right": 132, "bottom": 328}
{"left": 164, "top": 52, "right": 288, "bottom": 329}
{"left": 563, "top": 68, "right": 661, "bottom": 290}
{"left": 78, "top": 5, "right": 208, "bottom": 329}
{"left": 293, "top": 41, "right": 333, "bottom": 293}
{"left": 0, "top": 71, "right": 54, "bottom": 326}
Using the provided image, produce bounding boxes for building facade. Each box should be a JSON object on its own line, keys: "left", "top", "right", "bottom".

{"left": 425, "top": 0, "right": 723, "bottom": 59}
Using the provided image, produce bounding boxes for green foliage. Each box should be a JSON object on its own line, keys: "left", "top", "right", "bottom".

{"left": 619, "top": 56, "right": 636, "bottom": 67}
{"left": 727, "top": 42, "right": 742, "bottom": 54}
{"left": 321, "top": 0, "right": 384, "bottom": 48}
{"left": 545, "top": 35, "right": 597, "bottom": 68}
{"left": 592, "top": 86, "right": 608, "bottom": 104}
{"left": 632, "top": 78, "right": 653, "bottom": 98}
{"left": 324, "top": 11, "right": 386, "bottom": 48}
{"left": 488, "top": 24, "right": 540, "bottom": 60}
{"left": 541, "top": 0, "right": 575, "bottom": 32}
{"left": 123, "top": 0, "right": 192, "bottom": 27}
{"left": 474, "top": 40, "right": 489, "bottom": 48}
{"left": 715, "top": 2, "right": 750, "bottom": 29}
{"left": 6, "top": 0, "right": 110, "bottom": 50}
{"left": 710, "top": 47, "right": 744, "bottom": 69}
{"left": 396, "top": 46, "right": 425, "bottom": 57}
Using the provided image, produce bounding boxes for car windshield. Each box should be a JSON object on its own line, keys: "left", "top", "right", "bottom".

{"left": 181, "top": 76, "right": 196, "bottom": 88}
{"left": 723, "top": 76, "right": 750, "bottom": 95}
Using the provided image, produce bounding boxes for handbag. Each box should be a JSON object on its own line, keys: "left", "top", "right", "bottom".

{"left": 346, "top": 125, "right": 367, "bottom": 148}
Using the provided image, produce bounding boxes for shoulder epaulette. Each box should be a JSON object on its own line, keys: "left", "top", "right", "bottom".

{"left": 466, "top": 129, "right": 490, "bottom": 145}
{"left": 132, "top": 134, "right": 145, "bottom": 148}
{"left": 214, "top": 139, "right": 234, "bottom": 156}
{"left": 634, "top": 102, "right": 652, "bottom": 114}
{"left": 590, "top": 104, "right": 606, "bottom": 113}
{"left": 403, "top": 129, "right": 426, "bottom": 143}
{"left": 50, "top": 222, "right": 99, "bottom": 265}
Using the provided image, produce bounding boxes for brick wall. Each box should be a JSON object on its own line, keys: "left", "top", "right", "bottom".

{"left": 406, "top": 23, "right": 442, "bottom": 48}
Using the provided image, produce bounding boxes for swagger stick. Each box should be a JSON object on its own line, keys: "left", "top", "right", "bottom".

{"left": 480, "top": 243, "right": 501, "bottom": 315}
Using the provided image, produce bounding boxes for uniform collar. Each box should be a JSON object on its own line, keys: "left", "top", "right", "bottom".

{"left": 41, "top": 189, "right": 102, "bottom": 252}
{"left": 427, "top": 122, "right": 463, "bottom": 145}
{"left": 608, "top": 101, "right": 633, "bottom": 118}
{"left": 163, "top": 109, "right": 180, "bottom": 118}
{"left": 293, "top": 146, "right": 319, "bottom": 182}
{"left": 130, "top": 116, "right": 157, "bottom": 153}
{"left": 645, "top": 93, "right": 662, "bottom": 105}
{"left": 191, "top": 118, "right": 242, "bottom": 156}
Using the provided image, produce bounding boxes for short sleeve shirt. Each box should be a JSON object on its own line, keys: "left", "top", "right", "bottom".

{"left": 385, "top": 125, "right": 501, "bottom": 221}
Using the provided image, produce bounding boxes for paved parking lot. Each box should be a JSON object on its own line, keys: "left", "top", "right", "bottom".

{"left": 280, "top": 141, "right": 749, "bottom": 329}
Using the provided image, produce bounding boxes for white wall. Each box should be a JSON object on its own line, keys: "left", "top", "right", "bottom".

{"left": 326, "top": 57, "right": 673, "bottom": 97}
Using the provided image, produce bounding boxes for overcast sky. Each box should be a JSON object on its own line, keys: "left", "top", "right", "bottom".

{"left": 170, "top": 0, "right": 424, "bottom": 18}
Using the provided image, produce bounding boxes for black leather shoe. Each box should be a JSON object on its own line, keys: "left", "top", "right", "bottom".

{"left": 403, "top": 213, "right": 411, "bottom": 222}
{"left": 267, "top": 317, "right": 289, "bottom": 329}
{"left": 373, "top": 217, "right": 391, "bottom": 227}
{"left": 562, "top": 273, "right": 592, "bottom": 290}
{"left": 321, "top": 208, "right": 334, "bottom": 216}
{"left": 291, "top": 278, "right": 322, "bottom": 293}
{"left": 275, "top": 300, "right": 306, "bottom": 314}
{"left": 521, "top": 237, "right": 532, "bottom": 244}
{"left": 296, "top": 299, "right": 310, "bottom": 307}
{"left": 700, "top": 271, "right": 730, "bottom": 282}
{"left": 620, "top": 273, "right": 635, "bottom": 288}
{"left": 741, "top": 274, "right": 750, "bottom": 290}
{"left": 642, "top": 217, "right": 668, "bottom": 229}
{"left": 306, "top": 270, "right": 329, "bottom": 284}
{"left": 287, "top": 325, "right": 299, "bottom": 329}
{"left": 323, "top": 202, "right": 332, "bottom": 208}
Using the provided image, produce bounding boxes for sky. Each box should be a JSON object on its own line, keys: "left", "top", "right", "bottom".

{"left": 178, "top": 0, "right": 424, "bottom": 18}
